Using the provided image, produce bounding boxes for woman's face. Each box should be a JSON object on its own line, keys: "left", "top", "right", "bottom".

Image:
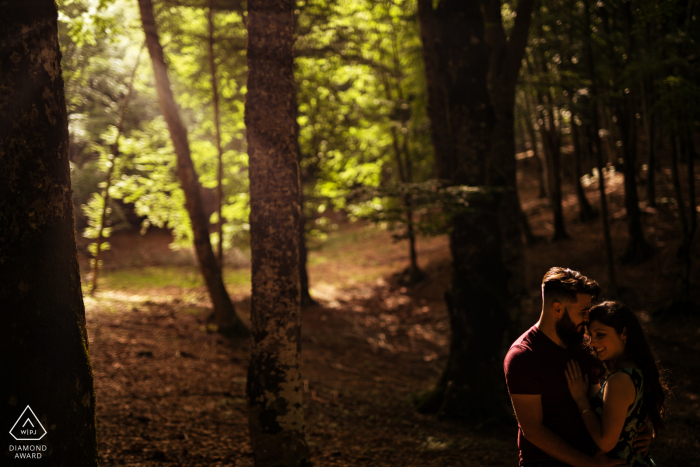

{"left": 588, "top": 320, "right": 626, "bottom": 361}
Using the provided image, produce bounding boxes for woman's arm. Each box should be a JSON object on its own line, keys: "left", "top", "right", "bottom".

{"left": 566, "top": 362, "right": 636, "bottom": 453}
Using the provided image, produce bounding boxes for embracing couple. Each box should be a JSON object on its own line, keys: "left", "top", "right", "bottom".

{"left": 504, "top": 267, "right": 667, "bottom": 467}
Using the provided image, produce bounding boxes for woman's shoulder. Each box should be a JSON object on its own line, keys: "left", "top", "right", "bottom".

{"left": 604, "top": 370, "right": 637, "bottom": 404}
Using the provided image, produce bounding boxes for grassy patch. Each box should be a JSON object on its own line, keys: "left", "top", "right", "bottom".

{"left": 93, "top": 266, "right": 251, "bottom": 291}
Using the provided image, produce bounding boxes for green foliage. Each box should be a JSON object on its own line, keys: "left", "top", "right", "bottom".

{"left": 352, "top": 181, "right": 501, "bottom": 237}
{"left": 296, "top": 0, "right": 433, "bottom": 240}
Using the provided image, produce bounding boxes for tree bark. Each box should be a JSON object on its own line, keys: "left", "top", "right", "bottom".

{"left": 207, "top": 0, "right": 225, "bottom": 269}
{"left": 536, "top": 86, "right": 569, "bottom": 241}
{"left": 294, "top": 93, "right": 317, "bottom": 307}
{"left": 568, "top": 101, "right": 596, "bottom": 223}
{"left": 481, "top": 0, "right": 535, "bottom": 349}
{"left": 524, "top": 94, "right": 548, "bottom": 199}
{"left": 298, "top": 197, "right": 316, "bottom": 307}
{"left": 245, "top": 0, "right": 311, "bottom": 465}
{"left": 415, "top": 0, "right": 509, "bottom": 421}
{"left": 640, "top": 78, "right": 657, "bottom": 208}
{"left": 137, "top": 0, "right": 248, "bottom": 336}
{"left": 0, "top": 2, "right": 99, "bottom": 464}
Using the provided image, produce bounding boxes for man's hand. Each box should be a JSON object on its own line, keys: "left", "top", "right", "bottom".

{"left": 632, "top": 422, "right": 653, "bottom": 454}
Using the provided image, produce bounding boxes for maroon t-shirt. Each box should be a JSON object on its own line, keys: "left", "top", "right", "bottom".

{"left": 504, "top": 325, "right": 597, "bottom": 465}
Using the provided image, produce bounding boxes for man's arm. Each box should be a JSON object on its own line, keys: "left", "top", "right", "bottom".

{"left": 510, "top": 394, "right": 625, "bottom": 467}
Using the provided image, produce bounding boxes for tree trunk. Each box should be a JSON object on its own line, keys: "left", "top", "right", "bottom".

{"left": 415, "top": 0, "right": 510, "bottom": 421}
{"left": 245, "top": 0, "right": 311, "bottom": 465}
{"left": 294, "top": 95, "right": 317, "bottom": 307}
{"left": 537, "top": 88, "right": 569, "bottom": 241}
{"left": 567, "top": 94, "right": 596, "bottom": 222}
{"left": 583, "top": 0, "right": 617, "bottom": 294}
{"left": 137, "top": 0, "right": 247, "bottom": 336}
{"left": 524, "top": 94, "right": 548, "bottom": 199}
{"left": 299, "top": 193, "right": 317, "bottom": 307}
{"left": 381, "top": 41, "right": 425, "bottom": 285}
{"left": 616, "top": 99, "right": 653, "bottom": 263}
{"left": 641, "top": 78, "right": 657, "bottom": 207}
{"left": 481, "top": 0, "right": 535, "bottom": 351}
{"left": 0, "top": 2, "right": 99, "bottom": 464}
{"left": 207, "top": 0, "right": 225, "bottom": 269}
{"left": 670, "top": 135, "right": 697, "bottom": 304}
{"left": 92, "top": 44, "right": 144, "bottom": 295}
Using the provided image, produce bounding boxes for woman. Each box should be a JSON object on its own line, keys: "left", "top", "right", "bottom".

{"left": 565, "top": 301, "right": 668, "bottom": 466}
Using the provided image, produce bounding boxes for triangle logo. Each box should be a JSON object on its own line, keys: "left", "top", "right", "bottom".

{"left": 9, "top": 406, "right": 47, "bottom": 441}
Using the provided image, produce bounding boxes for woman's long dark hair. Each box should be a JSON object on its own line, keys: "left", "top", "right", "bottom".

{"left": 589, "top": 301, "right": 669, "bottom": 433}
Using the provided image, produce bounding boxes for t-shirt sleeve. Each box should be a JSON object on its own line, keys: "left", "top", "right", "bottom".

{"left": 504, "top": 345, "right": 542, "bottom": 395}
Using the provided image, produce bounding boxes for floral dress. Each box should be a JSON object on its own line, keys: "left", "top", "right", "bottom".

{"left": 589, "top": 367, "right": 655, "bottom": 466}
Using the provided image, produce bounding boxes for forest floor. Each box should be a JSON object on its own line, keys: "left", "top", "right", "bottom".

{"left": 81, "top": 158, "right": 700, "bottom": 466}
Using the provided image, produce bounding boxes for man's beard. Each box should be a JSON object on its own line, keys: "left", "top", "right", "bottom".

{"left": 555, "top": 307, "right": 585, "bottom": 348}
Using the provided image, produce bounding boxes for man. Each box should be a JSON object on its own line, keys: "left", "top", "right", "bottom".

{"left": 504, "top": 267, "right": 650, "bottom": 467}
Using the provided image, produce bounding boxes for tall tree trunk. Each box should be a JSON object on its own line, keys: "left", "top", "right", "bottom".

{"left": 293, "top": 94, "right": 317, "bottom": 307}
{"left": 536, "top": 88, "right": 569, "bottom": 241}
{"left": 524, "top": 94, "right": 548, "bottom": 199}
{"left": 245, "top": 0, "right": 310, "bottom": 465}
{"left": 415, "top": 0, "right": 510, "bottom": 421}
{"left": 298, "top": 196, "right": 316, "bottom": 307}
{"left": 137, "top": 0, "right": 247, "bottom": 336}
{"left": 606, "top": 1, "right": 653, "bottom": 264}
{"left": 388, "top": 121, "right": 424, "bottom": 284}
{"left": 641, "top": 78, "right": 657, "bottom": 207}
{"left": 583, "top": 0, "right": 617, "bottom": 294}
{"left": 481, "top": 0, "right": 535, "bottom": 344}
{"left": 207, "top": 0, "right": 225, "bottom": 269}
{"left": 0, "top": 2, "right": 99, "bottom": 463}
{"left": 670, "top": 133, "right": 697, "bottom": 305}
{"left": 567, "top": 93, "right": 596, "bottom": 222}
{"left": 92, "top": 44, "right": 144, "bottom": 295}
{"left": 616, "top": 100, "right": 653, "bottom": 263}
{"left": 381, "top": 37, "right": 425, "bottom": 285}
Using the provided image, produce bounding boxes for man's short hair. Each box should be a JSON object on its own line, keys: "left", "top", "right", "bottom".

{"left": 541, "top": 267, "right": 600, "bottom": 304}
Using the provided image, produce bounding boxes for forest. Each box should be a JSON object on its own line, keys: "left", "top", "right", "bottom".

{"left": 0, "top": 0, "right": 698, "bottom": 466}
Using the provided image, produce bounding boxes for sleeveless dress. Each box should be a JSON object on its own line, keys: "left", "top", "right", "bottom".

{"left": 589, "top": 367, "right": 656, "bottom": 466}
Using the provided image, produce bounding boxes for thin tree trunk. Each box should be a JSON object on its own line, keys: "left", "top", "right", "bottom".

{"left": 683, "top": 131, "right": 696, "bottom": 302}
{"left": 207, "top": 0, "right": 225, "bottom": 269}
{"left": 293, "top": 91, "right": 317, "bottom": 307}
{"left": 382, "top": 35, "right": 425, "bottom": 285}
{"left": 537, "top": 87, "right": 569, "bottom": 241}
{"left": 641, "top": 78, "right": 657, "bottom": 207}
{"left": 617, "top": 100, "right": 653, "bottom": 262}
{"left": 670, "top": 135, "right": 696, "bottom": 303}
{"left": 91, "top": 43, "right": 144, "bottom": 295}
{"left": 388, "top": 121, "right": 424, "bottom": 284}
{"left": 583, "top": 0, "right": 617, "bottom": 294}
{"left": 245, "top": 0, "right": 310, "bottom": 465}
{"left": 524, "top": 93, "right": 548, "bottom": 199}
{"left": 138, "top": 0, "right": 247, "bottom": 336}
{"left": 0, "top": 2, "right": 98, "bottom": 463}
{"left": 298, "top": 195, "right": 316, "bottom": 307}
{"left": 567, "top": 93, "right": 595, "bottom": 222}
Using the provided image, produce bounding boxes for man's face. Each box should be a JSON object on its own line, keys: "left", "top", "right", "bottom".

{"left": 554, "top": 293, "right": 592, "bottom": 347}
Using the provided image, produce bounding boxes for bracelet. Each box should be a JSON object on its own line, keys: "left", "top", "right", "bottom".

{"left": 581, "top": 407, "right": 591, "bottom": 415}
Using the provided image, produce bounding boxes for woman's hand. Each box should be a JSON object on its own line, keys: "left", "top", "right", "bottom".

{"left": 565, "top": 360, "right": 590, "bottom": 407}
